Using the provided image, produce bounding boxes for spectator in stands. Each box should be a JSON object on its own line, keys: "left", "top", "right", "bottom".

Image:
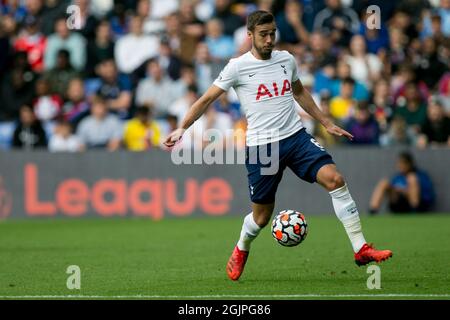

{"left": 369, "top": 152, "right": 435, "bottom": 213}
{"left": 0, "top": 0, "right": 27, "bottom": 24}
{"left": 76, "top": 96, "right": 122, "bottom": 151}
{"left": 213, "top": 0, "right": 243, "bottom": 36}
{"left": 0, "top": 52, "right": 37, "bottom": 121}
{"left": 344, "top": 102, "right": 380, "bottom": 145}
{"left": 422, "top": 0, "right": 450, "bottom": 38}
{"left": 330, "top": 77, "right": 357, "bottom": 121}
{"left": 108, "top": 1, "right": 130, "bottom": 39}
{"left": 331, "top": 59, "right": 369, "bottom": 101}
{"left": 308, "top": 32, "right": 336, "bottom": 73}
{"left": 12, "top": 104, "right": 47, "bottom": 149}
{"left": 345, "top": 35, "right": 383, "bottom": 89}
{"left": 85, "top": 19, "right": 115, "bottom": 78}
{"left": 204, "top": 18, "right": 235, "bottom": 62}
{"left": 61, "top": 78, "right": 90, "bottom": 127}
{"left": 421, "top": 13, "right": 447, "bottom": 46}
{"left": 417, "top": 96, "right": 450, "bottom": 147}
{"left": 390, "top": 9, "right": 419, "bottom": 45}
{"left": 42, "top": 49, "right": 80, "bottom": 97}
{"left": 179, "top": 0, "right": 205, "bottom": 38}
{"left": 177, "top": 64, "right": 197, "bottom": 91}
{"left": 136, "top": 0, "right": 165, "bottom": 35}
{"left": 313, "top": 0, "right": 360, "bottom": 47}
{"left": 156, "top": 37, "right": 182, "bottom": 81}
{"left": 114, "top": 15, "right": 159, "bottom": 74}
{"left": 13, "top": 15, "right": 46, "bottom": 73}
{"left": 29, "top": 0, "right": 70, "bottom": 36}
{"left": 370, "top": 78, "right": 395, "bottom": 132}
{"left": 32, "top": 78, "right": 63, "bottom": 122}
{"left": 394, "top": 81, "right": 428, "bottom": 131}
{"left": 275, "top": 0, "right": 309, "bottom": 45}
{"left": 436, "top": 0, "right": 450, "bottom": 36}
{"left": 358, "top": 8, "right": 390, "bottom": 54}
{"left": 135, "top": 59, "right": 184, "bottom": 119}
{"left": 163, "top": 12, "right": 198, "bottom": 64}
{"left": 123, "top": 106, "right": 162, "bottom": 151}
{"left": 380, "top": 116, "right": 416, "bottom": 147}
{"left": 414, "top": 37, "right": 448, "bottom": 90}
{"left": 48, "top": 119, "right": 83, "bottom": 152}
{"left": 44, "top": 17, "right": 86, "bottom": 71}
{"left": 95, "top": 58, "right": 132, "bottom": 119}
{"left": 194, "top": 42, "right": 215, "bottom": 94}
{"left": 391, "top": 65, "right": 430, "bottom": 105}
{"left": 73, "top": 0, "right": 99, "bottom": 41}
{"left": 388, "top": 27, "right": 408, "bottom": 73}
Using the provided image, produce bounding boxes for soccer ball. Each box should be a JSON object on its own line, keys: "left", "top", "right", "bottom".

{"left": 271, "top": 210, "right": 308, "bottom": 247}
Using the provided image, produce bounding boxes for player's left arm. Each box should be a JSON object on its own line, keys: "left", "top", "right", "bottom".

{"left": 291, "top": 79, "right": 353, "bottom": 140}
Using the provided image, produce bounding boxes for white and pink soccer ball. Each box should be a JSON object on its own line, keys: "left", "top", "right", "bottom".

{"left": 271, "top": 210, "right": 308, "bottom": 247}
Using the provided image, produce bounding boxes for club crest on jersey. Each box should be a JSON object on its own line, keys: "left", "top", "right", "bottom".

{"left": 256, "top": 80, "right": 291, "bottom": 101}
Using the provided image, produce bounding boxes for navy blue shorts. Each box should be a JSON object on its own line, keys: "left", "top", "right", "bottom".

{"left": 245, "top": 128, "right": 334, "bottom": 204}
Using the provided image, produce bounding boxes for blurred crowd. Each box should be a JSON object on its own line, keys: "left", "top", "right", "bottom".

{"left": 0, "top": 0, "right": 449, "bottom": 152}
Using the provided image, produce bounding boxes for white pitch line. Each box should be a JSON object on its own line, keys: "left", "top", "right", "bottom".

{"left": 1, "top": 294, "right": 450, "bottom": 299}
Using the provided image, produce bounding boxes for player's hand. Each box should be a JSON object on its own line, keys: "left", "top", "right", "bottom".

{"left": 325, "top": 123, "right": 353, "bottom": 140}
{"left": 163, "top": 128, "right": 185, "bottom": 148}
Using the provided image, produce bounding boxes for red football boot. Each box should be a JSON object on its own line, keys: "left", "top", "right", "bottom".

{"left": 226, "top": 246, "right": 249, "bottom": 281}
{"left": 354, "top": 243, "right": 393, "bottom": 266}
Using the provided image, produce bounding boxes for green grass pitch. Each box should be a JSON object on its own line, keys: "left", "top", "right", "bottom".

{"left": 0, "top": 214, "right": 449, "bottom": 299}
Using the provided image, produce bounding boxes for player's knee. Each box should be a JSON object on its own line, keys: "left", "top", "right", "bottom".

{"left": 326, "top": 172, "right": 346, "bottom": 191}
{"left": 253, "top": 210, "right": 272, "bottom": 227}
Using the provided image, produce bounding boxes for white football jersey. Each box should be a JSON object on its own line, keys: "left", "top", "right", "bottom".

{"left": 213, "top": 50, "right": 303, "bottom": 146}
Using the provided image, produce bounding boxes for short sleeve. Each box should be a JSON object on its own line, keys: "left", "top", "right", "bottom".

{"left": 213, "top": 60, "right": 238, "bottom": 91}
{"left": 290, "top": 54, "right": 299, "bottom": 82}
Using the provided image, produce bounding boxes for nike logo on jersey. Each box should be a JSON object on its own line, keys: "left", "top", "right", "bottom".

{"left": 281, "top": 65, "right": 287, "bottom": 74}
{"left": 249, "top": 73, "right": 256, "bottom": 77}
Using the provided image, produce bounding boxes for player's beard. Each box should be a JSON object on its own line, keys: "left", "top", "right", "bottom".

{"left": 253, "top": 40, "right": 273, "bottom": 60}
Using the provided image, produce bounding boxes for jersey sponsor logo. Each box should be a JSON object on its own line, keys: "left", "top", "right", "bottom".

{"left": 256, "top": 80, "right": 291, "bottom": 101}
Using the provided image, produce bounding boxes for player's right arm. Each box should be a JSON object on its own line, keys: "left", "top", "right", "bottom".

{"left": 163, "top": 85, "right": 225, "bottom": 147}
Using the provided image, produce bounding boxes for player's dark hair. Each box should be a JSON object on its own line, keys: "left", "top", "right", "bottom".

{"left": 247, "top": 10, "right": 274, "bottom": 32}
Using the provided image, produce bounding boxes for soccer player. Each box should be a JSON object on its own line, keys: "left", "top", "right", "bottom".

{"left": 164, "top": 11, "right": 392, "bottom": 281}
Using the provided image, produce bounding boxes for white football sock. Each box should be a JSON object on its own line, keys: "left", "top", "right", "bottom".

{"left": 237, "top": 212, "right": 262, "bottom": 251}
{"left": 329, "top": 184, "right": 366, "bottom": 253}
